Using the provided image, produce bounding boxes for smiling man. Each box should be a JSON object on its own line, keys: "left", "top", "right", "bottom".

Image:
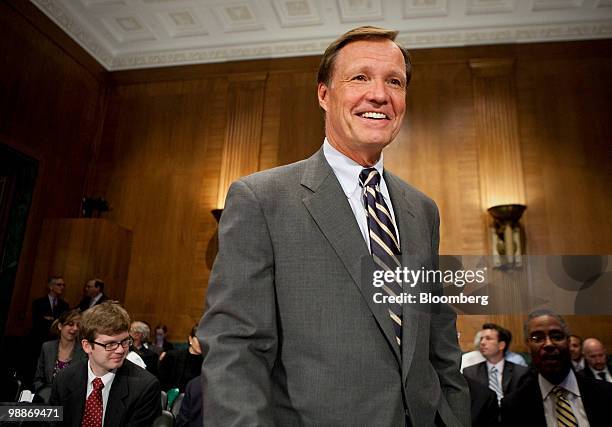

{"left": 50, "top": 301, "right": 160, "bottom": 426}
{"left": 199, "top": 26, "right": 469, "bottom": 426}
{"left": 501, "top": 309, "right": 612, "bottom": 426}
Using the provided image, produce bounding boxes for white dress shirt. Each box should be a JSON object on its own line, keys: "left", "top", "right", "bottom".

{"left": 539, "top": 370, "right": 590, "bottom": 427}
{"left": 487, "top": 359, "right": 505, "bottom": 391}
{"left": 588, "top": 366, "right": 612, "bottom": 382}
{"left": 86, "top": 361, "right": 116, "bottom": 424}
{"left": 572, "top": 358, "right": 585, "bottom": 371}
{"left": 322, "top": 138, "right": 399, "bottom": 252}
{"left": 89, "top": 293, "right": 104, "bottom": 308}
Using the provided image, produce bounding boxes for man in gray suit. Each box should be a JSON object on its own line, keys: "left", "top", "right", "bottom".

{"left": 199, "top": 26, "right": 470, "bottom": 426}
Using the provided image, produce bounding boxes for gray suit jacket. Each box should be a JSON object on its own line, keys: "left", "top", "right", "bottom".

{"left": 199, "top": 148, "right": 470, "bottom": 426}
{"left": 33, "top": 339, "right": 87, "bottom": 392}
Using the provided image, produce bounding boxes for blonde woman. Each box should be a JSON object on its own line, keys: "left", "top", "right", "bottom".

{"left": 33, "top": 309, "right": 86, "bottom": 391}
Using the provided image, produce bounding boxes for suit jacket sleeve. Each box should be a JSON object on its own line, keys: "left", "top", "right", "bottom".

{"left": 199, "top": 179, "right": 278, "bottom": 426}
{"left": 157, "top": 350, "right": 175, "bottom": 391}
{"left": 427, "top": 207, "right": 471, "bottom": 426}
{"left": 125, "top": 375, "right": 161, "bottom": 427}
{"left": 33, "top": 343, "right": 48, "bottom": 391}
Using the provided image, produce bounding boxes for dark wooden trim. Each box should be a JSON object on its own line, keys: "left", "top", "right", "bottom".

{"left": 5, "top": 0, "right": 107, "bottom": 82}
{"left": 109, "top": 55, "right": 322, "bottom": 85}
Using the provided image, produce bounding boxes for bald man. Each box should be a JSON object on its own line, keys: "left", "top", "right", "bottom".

{"left": 579, "top": 338, "right": 612, "bottom": 382}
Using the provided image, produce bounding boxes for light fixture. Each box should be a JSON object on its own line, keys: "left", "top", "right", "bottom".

{"left": 487, "top": 204, "right": 526, "bottom": 268}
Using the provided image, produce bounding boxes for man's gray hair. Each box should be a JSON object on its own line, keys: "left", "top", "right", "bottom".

{"left": 523, "top": 309, "right": 570, "bottom": 338}
{"left": 131, "top": 320, "right": 150, "bottom": 341}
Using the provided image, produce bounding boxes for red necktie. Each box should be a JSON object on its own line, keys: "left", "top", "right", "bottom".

{"left": 82, "top": 377, "right": 104, "bottom": 427}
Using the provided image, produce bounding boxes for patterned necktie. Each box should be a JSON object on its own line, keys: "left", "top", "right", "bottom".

{"left": 551, "top": 386, "right": 578, "bottom": 427}
{"left": 82, "top": 377, "right": 104, "bottom": 427}
{"left": 359, "top": 168, "right": 403, "bottom": 347}
{"left": 488, "top": 366, "right": 503, "bottom": 404}
{"left": 597, "top": 372, "right": 607, "bottom": 381}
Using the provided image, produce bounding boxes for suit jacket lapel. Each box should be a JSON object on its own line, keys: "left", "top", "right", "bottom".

{"left": 477, "top": 362, "right": 489, "bottom": 385}
{"left": 384, "top": 172, "right": 422, "bottom": 380}
{"left": 528, "top": 375, "right": 548, "bottom": 426}
{"left": 301, "top": 149, "right": 401, "bottom": 364}
{"left": 502, "top": 362, "right": 513, "bottom": 393}
{"left": 105, "top": 365, "right": 128, "bottom": 426}
{"left": 68, "top": 363, "right": 88, "bottom": 427}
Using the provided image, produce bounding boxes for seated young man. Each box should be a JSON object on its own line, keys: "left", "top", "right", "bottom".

{"left": 51, "top": 301, "right": 161, "bottom": 426}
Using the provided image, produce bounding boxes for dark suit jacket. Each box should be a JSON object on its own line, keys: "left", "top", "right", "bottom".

{"left": 32, "top": 296, "right": 69, "bottom": 340}
{"left": 199, "top": 148, "right": 470, "bottom": 426}
{"left": 463, "top": 360, "right": 529, "bottom": 397}
{"left": 77, "top": 293, "right": 108, "bottom": 312}
{"left": 158, "top": 348, "right": 202, "bottom": 392}
{"left": 501, "top": 370, "right": 612, "bottom": 426}
{"left": 33, "top": 339, "right": 86, "bottom": 392}
{"left": 577, "top": 361, "right": 612, "bottom": 382}
{"left": 464, "top": 375, "right": 499, "bottom": 427}
{"left": 175, "top": 375, "right": 203, "bottom": 427}
{"left": 50, "top": 358, "right": 161, "bottom": 426}
{"left": 130, "top": 344, "right": 159, "bottom": 376}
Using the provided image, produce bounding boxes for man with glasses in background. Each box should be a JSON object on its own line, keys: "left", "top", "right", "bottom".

{"left": 51, "top": 301, "right": 160, "bottom": 426}
{"left": 501, "top": 309, "right": 612, "bottom": 426}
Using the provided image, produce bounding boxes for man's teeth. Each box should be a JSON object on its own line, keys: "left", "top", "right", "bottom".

{"left": 361, "top": 112, "right": 387, "bottom": 119}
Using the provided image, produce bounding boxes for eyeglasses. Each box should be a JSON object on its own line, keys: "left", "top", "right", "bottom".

{"left": 528, "top": 331, "right": 567, "bottom": 344}
{"left": 91, "top": 337, "right": 133, "bottom": 351}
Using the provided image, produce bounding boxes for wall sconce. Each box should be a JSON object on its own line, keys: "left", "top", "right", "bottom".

{"left": 487, "top": 204, "right": 526, "bottom": 268}
{"left": 211, "top": 209, "right": 223, "bottom": 222}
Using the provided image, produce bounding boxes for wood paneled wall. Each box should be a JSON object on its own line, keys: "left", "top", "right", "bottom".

{"left": 4, "top": 3, "right": 611, "bottom": 349}
{"left": 2, "top": 1, "right": 107, "bottom": 334}
{"left": 90, "top": 59, "right": 325, "bottom": 339}
{"left": 91, "top": 40, "right": 611, "bottom": 344}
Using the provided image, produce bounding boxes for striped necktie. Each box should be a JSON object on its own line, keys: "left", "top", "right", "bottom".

{"left": 551, "top": 386, "right": 578, "bottom": 427}
{"left": 359, "top": 168, "right": 403, "bottom": 347}
{"left": 488, "top": 366, "right": 503, "bottom": 404}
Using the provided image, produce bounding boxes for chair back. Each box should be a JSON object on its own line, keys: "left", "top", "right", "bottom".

{"left": 152, "top": 409, "right": 174, "bottom": 427}
{"left": 170, "top": 392, "right": 185, "bottom": 418}
{"left": 161, "top": 390, "right": 168, "bottom": 409}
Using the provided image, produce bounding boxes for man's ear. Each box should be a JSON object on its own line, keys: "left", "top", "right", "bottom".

{"left": 82, "top": 339, "right": 92, "bottom": 355}
{"left": 499, "top": 341, "right": 507, "bottom": 353}
{"left": 317, "top": 82, "right": 329, "bottom": 112}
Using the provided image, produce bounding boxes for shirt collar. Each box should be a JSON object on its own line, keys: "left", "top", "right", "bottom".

{"left": 590, "top": 366, "right": 610, "bottom": 376}
{"left": 91, "top": 293, "right": 103, "bottom": 304}
{"left": 87, "top": 360, "right": 116, "bottom": 388}
{"left": 538, "top": 369, "right": 581, "bottom": 401}
{"left": 322, "top": 138, "right": 388, "bottom": 199}
{"left": 486, "top": 359, "right": 505, "bottom": 373}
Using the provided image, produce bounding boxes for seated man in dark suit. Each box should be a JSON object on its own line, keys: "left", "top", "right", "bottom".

{"left": 501, "top": 309, "right": 612, "bottom": 426}
{"left": 51, "top": 301, "right": 161, "bottom": 426}
{"left": 77, "top": 279, "right": 108, "bottom": 312}
{"left": 579, "top": 338, "right": 612, "bottom": 383}
{"left": 463, "top": 323, "right": 529, "bottom": 405}
{"left": 129, "top": 320, "right": 159, "bottom": 376}
{"left": 569, "top": 334, "right": 585, "bottom": 372}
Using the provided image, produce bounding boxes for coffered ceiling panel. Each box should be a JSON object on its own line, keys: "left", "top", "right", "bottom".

{"left": 31, "top": 0, "right": 612, "bottom": 70}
